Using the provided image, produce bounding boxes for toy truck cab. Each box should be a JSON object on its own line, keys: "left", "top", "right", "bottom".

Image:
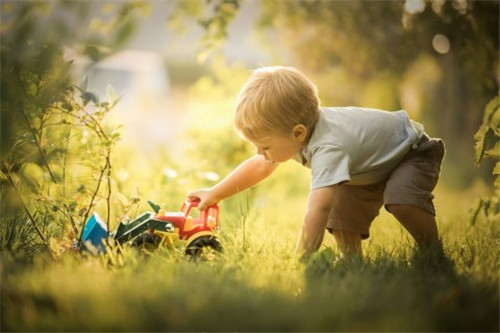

{"left": 154, "top": 200, "right": 220, "bottom": 245}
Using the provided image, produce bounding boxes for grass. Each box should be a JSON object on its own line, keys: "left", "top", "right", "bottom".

{"left": 1, "top": 167, "right": 499, "bottom": 331}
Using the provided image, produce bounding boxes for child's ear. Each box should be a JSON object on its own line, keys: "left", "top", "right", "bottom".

{"left": 292, "top": 124, "right": 307, "bottom": 142}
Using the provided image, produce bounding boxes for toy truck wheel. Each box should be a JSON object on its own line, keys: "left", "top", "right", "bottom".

{"left": 186, "top": 236, "right": 222, "bottom": 258}
{"left": 132, "top": 233, "right": 161, "bottom": 251}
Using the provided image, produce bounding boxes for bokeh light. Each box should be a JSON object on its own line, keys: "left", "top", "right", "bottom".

{"left": 432, "top": 33, "right": 451, "bottom": 54}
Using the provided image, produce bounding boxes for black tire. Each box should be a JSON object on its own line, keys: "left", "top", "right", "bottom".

{"left": 186, "top": 236, "right": 223, "bottom": 258}
{"left": 132, "top": 233, "right": 161, "bottom": 251}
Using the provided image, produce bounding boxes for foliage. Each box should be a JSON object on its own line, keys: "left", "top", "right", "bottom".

{"left": 470, "top": 96, "right": 500, "bottom": 225}
{"left": 83, "top": 2, "right": 150, "bottom": 61}
{"left": 168, "top": 0, "right": 240, "bottom": 63}
{"left": 0, "top": 214, "right": 45, "bottom": 259}
{"left": 474, "top": 96, "right": 500, "bottom": 173}
{"left": 0, "top": 1, "right": 146, "bottom": 257}
{"left": 0, "top": 64, "right": 122, "bottom": 253}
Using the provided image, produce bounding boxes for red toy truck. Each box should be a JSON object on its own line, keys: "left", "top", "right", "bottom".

{"left": 83, "top": 200, "right": 222, "bottom": 257}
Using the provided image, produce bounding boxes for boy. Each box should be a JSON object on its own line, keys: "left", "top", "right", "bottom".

{"left": 187, "top": 66, "right": 445, "bottom": 257}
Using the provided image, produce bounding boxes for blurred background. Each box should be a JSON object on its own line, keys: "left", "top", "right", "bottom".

{"left": 1, "top": 0, "right": 498, "bottom": 244}
{"left": 1, "top": 2, "right": 499, "bottom": 330}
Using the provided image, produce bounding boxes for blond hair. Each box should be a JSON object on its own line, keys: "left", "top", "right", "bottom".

{"left": 234, "top": 66, "right": 320, "bottom": 140}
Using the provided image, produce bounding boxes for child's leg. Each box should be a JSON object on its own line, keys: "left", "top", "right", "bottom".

{"left": 383, "top": 137, "right": 445, "bottom": 249}
{"left": 386, "top": 204, "right": 439, "bottom": 247}
{"left": 331, "top": 230, "right": 362, "bottom": 255}
{"left": 326, "top": 182, "right": 386, "bottom": 257}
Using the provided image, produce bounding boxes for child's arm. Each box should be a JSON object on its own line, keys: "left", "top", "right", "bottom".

{"left": 187, "top": 154, "right": 279, "bottom": 210}
{"left": 296, "top": 185, "right": 337, "bottom": 256}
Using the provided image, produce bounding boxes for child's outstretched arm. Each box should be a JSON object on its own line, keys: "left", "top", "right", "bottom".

{"left": 187, "top": 154, "right": 279, "bottom": 210}
{"left": 296, "top": 185, "right": 337, "bottom": 257}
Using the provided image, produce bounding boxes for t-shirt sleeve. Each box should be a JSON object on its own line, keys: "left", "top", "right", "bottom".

{"left": 310, "top": 145, "right": 351, "bottom": 189}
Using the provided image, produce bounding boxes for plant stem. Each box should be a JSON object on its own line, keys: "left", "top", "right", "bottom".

{"left": 3, "top": 163, "right": 50, "bottom": 252}
{"left": 17, "top": 108, "right": 58, "bottom": 184}
{"left": 105, "top": 148, "right": 112, "bottom": 239}
{"left": 77, "top": 158, "right": 108, "bottom": 247}
{"left": 62, "top": 126, "right": 72, "bottom": 198}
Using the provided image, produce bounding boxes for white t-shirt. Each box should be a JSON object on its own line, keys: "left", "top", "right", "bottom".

{"left": 294, "top": 107, "right": 424, "bottom": 188}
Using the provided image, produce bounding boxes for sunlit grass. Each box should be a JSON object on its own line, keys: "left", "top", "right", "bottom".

{"left": 2, "top": 178, "right": 499, "bottom": 331}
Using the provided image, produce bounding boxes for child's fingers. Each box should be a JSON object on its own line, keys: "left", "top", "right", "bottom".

{"left": 186, "top": 190, "right": 203, "bottom": 201}
{"left": 186, "top": 193, "right": 197, "bottom": 201}
{"left": 186, "top": 189, "right": 215, "bottom": 210}
{"left": 198, "top": 201, "right": 207, "bottom": 211}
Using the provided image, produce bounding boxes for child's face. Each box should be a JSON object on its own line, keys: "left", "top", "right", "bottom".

{"left": 248, "top": 132, "right": 305, "bottom": 164}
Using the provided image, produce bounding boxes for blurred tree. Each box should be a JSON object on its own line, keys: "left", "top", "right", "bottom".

{"left": 254, "top": 0, "right": 498, "bottom": 186}
{"left": 168, "top": 0, "right": 240, "bottom": 62}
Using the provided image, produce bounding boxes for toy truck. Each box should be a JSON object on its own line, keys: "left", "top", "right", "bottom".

{"left": 81, "top": 200, "right": 222, "bottom": 257}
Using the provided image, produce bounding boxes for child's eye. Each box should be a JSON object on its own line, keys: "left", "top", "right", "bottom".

{"left": 262, "top": 147, "right": 270, "bottom": 151}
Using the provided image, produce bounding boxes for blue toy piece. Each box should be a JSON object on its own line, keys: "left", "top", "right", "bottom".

{"left": 82, "top": 212, "right": 108, "bottom": 253}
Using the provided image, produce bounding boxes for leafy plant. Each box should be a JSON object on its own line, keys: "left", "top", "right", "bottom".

{"left": 471, "top": 95, "right": 500, "bottom": 225}
{"left": 0, "top": 1, "right": 247, "bottom": 259}
{"left": 474, "top": 96, "right": 500, "bottom": 180}
{"left": 0, "top": 2, "right": 144, "bottom": 259}
{"left": 0, "top": 69, "right": 122, "bottom": 255}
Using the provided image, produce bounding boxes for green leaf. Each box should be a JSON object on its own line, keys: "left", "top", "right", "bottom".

{"left": 474, "top": 125, "right": 493, "bottom": 165}
{"left": 83, "top": 44, "right": 112, "bottom": 62}
{"left": 469, "top": 197, "right": 484, "bottom": 226}
{"left": 491, "top": 106, "right": 500, "bottom": 136}
{"left": 494, "top": 162, "right": 500, "bottom": 190}
{"left": 494, "top": 175, "right": 500, "bottom": 190}
{"left": 82, "top": 91, "right": 99, "bottom": 106}
{"left": 114, "top": 20, "right": 135, "bottom": 47}
{"left": 483, "top": 95, "right": 500, "bottom": 124}
{"left": 493, "top": 161, "right": 500, "bottom": 175}
{"left": 484, "top": 141, "right": 500, "bottom": 159}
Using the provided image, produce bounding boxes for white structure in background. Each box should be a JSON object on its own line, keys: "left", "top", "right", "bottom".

{"left": 70, "top": 49, "right": 176, "bottom": 156}
{"left": 64, "top": 1, "right": 271, "bottom": 157}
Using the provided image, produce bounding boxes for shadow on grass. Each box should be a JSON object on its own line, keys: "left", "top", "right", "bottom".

{"left": 302, "top": 246, "right": 499, "bottom": 332}
{"left": 1, "top": 244, "right": 498, "bottom": 332}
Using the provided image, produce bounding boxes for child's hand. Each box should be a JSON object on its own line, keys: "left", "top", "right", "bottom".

{"left": 186, "top": 188, "right": 218, "bottom": 210}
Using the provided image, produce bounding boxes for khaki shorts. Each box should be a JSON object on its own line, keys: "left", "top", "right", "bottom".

{"left": 326, "top": 135, "right": 445, "bottom": 239}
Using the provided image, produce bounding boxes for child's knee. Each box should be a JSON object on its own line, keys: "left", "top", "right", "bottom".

{"left": 331, "top": 229, "right": 362, "bottom": 252}
{"left": 386, "top": 204, "right": 418, "bottom": 219}
{"left": 331, "top": 230, "right": 361, "bottom": 247}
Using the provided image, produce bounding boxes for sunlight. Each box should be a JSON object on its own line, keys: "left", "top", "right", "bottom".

{"left": 2, "top": 1, "right": 498, "bottom": 331}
